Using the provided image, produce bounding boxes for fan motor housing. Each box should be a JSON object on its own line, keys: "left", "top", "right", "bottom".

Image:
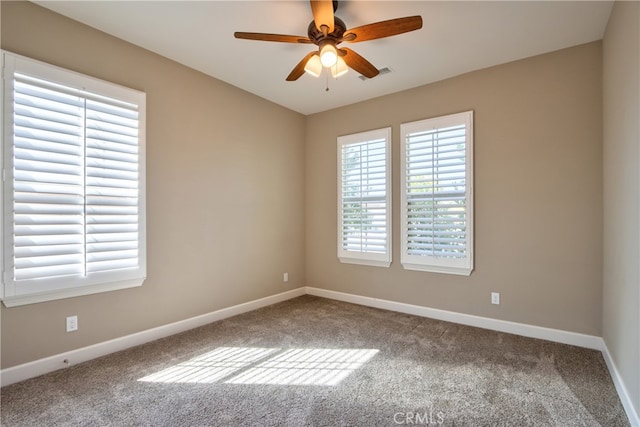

{"left": 307, "top": 17, "right": 347, "bottom": 44}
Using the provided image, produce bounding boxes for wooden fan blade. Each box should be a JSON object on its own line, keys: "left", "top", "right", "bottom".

{"left": 286, "top": 52, "right": 318, "bottom": 81}
{"left": 234, "top": 32, "right": 312, "bottom": 44}
{"left": 340, "top": 48, "right": 379, "bottom": 78}
{"left": 343, "top": 16, "right": 423, "bottom": 43}
{"left": 310, "top": 0, "right": 334, "bottom": 33}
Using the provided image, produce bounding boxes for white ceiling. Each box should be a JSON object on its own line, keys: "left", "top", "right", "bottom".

{"left": 33, "top": 1, "right": 613, "bottom": 115}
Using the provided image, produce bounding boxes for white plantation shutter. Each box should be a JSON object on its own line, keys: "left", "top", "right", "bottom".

{"left": 2, "top": 51, "right": 146, "bottom": 306}
{"left": 341, "top": 141, "right": 386, "bottom": 253}
{"left": 12, "top": 74, "right": 86, "bottom": 283}
{"left": 400, "top": 111, "right": 473, "bottom": 275}
{"left": 85, "top": 98, "right": 141, "bottom": 274}
{"left": 337, "top": 128, "right": 391, "bottom": 267}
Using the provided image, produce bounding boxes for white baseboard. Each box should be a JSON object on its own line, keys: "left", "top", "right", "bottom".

{"left": 0, "top": 287, "right": 306, "bottom": 387}
{"left": 305, "top": 287, "right": 603, "bottom": 350}
{"left": 601, "top": 341, "right": 640, "bottom": 427}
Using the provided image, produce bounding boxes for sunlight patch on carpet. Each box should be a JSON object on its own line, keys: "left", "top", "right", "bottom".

{"left": 138, "top": 347, "right": 278, "bottom": 384}
{"left": 138, "top": 347, "right": 378, "bottom": 386}
{"left": 226, "top": 348, "right": 379, "bottom": 386}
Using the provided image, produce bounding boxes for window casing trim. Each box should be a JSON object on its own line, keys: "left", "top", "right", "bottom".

{"left": 337, "top": 127, "right": 392, "bottom": 267}
{"left": 400, "top": 111, "right": 474, "bottom": 276}
{"left": 1, "top": 50, "right": 147, "bottom": 306}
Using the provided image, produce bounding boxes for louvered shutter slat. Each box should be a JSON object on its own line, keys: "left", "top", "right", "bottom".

{"left": 86, "top": 176, "right": 138, "bottom": 189}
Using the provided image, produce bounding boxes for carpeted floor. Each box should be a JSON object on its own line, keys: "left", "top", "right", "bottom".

{"left": 0, "top": 295, "right": 630, "bottom": 426}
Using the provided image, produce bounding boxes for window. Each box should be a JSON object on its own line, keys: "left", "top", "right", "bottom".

{"left": 337, "top": 127, "right": 391, "bottom": 267}
{"left": 1, "top": 51, "right": 146, "bottom": 306}
{"left": 400, "top": 111, "right": 473, "bottom": 275}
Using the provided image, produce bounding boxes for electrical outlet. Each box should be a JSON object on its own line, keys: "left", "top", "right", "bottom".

{"left": 491, "top": 292, "right": 500, "bottom": 305}
{"left": 66, "top": 315, "right": 78, "bottom": 332}
{"left": 283, "top": 272, "right": 289, "bottom": 282}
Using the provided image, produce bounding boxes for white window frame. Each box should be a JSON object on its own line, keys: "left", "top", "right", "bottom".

{"left": 400, "top": 111, "right": 473, "bottom": 275}
{"left": 1, "top": 51, "right": 147, "bottom": 306}
{"left": 337, "top": 127, "right": 392, "bottom": 267}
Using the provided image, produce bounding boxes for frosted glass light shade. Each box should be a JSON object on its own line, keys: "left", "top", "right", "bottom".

{"left": 320, "top": 44, "right": 338, "bottom": 67}
{"left": 304, "top": 55, "right": 322, "bottom": 77}
{"left": 331, "top": 57, "right": 348, "bottom": 78}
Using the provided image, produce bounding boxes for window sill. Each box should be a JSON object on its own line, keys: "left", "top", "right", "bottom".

{"left": 339, "top": 257, "right": 391, "bottom": 268}
{"left": 2, "top": 278, "right": 145, "bottom": 307}
{"left": 401, "top": 262, "right": 473, "bottom": 276}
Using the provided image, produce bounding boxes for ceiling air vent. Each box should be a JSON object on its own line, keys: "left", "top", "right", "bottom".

{"left": 358, "top": 67, "right": 392, "bottom": 81}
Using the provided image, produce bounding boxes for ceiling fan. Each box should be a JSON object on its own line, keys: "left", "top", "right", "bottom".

{"left": 234, "top": 0, "right": 423, "bottom": 81}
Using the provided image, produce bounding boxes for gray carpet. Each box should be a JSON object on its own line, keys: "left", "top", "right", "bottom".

{"left": 0, "top": 295, "right": 630, "bottom": 426}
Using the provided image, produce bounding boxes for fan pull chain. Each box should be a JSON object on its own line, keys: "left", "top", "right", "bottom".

{"left": 326, "top": 72, "right": 330, "bottom": 92}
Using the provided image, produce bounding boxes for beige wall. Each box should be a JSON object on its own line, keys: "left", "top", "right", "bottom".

{"left": 603, "top": 0, "right": 640, "bottom": 416}
{"left": 0, "top": 2, "right": 306, "bottom": 369}
{"left": 306, "top": 42, "right": 603, "bottom": 336}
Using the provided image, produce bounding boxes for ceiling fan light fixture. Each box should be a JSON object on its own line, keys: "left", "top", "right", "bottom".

{"left": 234, "top": 1, "right": 423, "bottom": 83}
{"left": 331, "top": 56, "right": 348, "bottom": 78}
{"left": 304, "top": 54, "right": 323, "bottom": 77}
{"left": 320, "top": 43, "right": 338, "bottom": 68}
